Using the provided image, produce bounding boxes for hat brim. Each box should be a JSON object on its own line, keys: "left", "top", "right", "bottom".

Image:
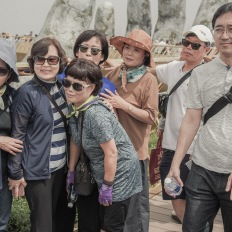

{"left": 110, "top": 36, "right": 155, "bottom": 67}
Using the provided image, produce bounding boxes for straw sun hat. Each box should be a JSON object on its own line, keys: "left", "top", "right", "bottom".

{"left": 110, "top": 29, "right": 155, "bottom": 67}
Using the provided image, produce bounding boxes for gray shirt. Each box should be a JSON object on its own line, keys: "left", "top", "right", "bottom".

{"left": 185, "top": 57, "right": 232, "bottom": 173}
{"left": 69, "top": 100, "right": 142, "bottom": 201}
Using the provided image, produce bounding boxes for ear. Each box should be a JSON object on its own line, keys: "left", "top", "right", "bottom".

{"left": 205, "top": 46, "right": 211, "bottom": 54}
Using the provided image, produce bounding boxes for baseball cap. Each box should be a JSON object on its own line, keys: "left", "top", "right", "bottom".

{"left": 183, "top": 25, "right": 213, "bottom": 44}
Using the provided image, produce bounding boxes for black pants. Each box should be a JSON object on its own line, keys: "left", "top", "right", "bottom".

{"left": 55, "top": 175, "right": 76, "bottom": 232}
{"left": 100, "top": 197, "right": 131, "bottom": 232}
{"left": 25, "top": 168, "right": 65, "bottom": 232}
{"left": 77, "top": 185, "right": 101, "bottom": 232}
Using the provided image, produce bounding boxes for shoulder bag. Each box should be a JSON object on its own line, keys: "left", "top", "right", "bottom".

{"left": 73, "top": 112, "right": 96, "bottom": 196}
{"left": 159, "top": 69, "right": 193, "bottom": 118}
{"left": 204, "top": 85, "right": 232, "bottom": 124}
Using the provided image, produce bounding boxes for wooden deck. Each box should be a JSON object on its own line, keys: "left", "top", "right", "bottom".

{"left": 149, "top": 185, "right": 223, "bottom": 232}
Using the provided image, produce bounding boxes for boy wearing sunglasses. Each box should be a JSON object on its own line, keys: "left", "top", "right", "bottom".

{"left": 150, "top": 25, "right": 212, "bottom": 224}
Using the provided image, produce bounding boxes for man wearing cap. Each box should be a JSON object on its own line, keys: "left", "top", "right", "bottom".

{"left": 150, "top": 24, "right": 213, "bottom": 224}
{"left": 168, "top": 3, "right": 232, "bottom": 231}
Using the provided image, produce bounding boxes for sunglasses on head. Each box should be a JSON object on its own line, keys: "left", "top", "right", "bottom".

{"left": 62, "top": 79, "right": 92, "bottom": 92}
{"left": 33, "top": 56, "right": 60, "bottom": 65}
{"left": 0, "top": 68, "right": 9, "bottom": 76}
{"left": 78, "top": 45, "right": 102, "bottom": 56}
{"left": 182, "top": 39, "right": 203, "bottom": 50}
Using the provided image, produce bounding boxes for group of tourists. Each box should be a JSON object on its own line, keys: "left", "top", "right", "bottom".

{"left": 1, "top": 2, "right": 232, "bottom": 232}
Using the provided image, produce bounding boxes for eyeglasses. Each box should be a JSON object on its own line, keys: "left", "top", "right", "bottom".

{"left": 213, "top": 27, "right": 232, "bottom": 37}
{"left": 33, "top": 56, "right": 60, "bottom": 65}
{"left": 182, "top": 39, "right": 203, "bottom": 50}
{"left": 78, "top": 45, "right": 102, "bottom": 56}
{"left": 62, "top": 79, "right": 92, "bottom": 92}
{"left": 0, "top": 68, "right": 9, "bottom": 76}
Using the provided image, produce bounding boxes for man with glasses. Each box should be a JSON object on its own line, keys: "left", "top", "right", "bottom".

{"left": 150, "top": 24, "right": 212, "bottom": 224}
{"left": 167, "top": 3, "right": 232, "bottom": 231}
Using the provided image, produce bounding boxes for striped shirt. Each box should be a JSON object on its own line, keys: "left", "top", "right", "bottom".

{"left": 185, "top": 57, "right": 232, "bottom": 173}
{"left": 49, "top": 85, "right": 68, "bottom": 172}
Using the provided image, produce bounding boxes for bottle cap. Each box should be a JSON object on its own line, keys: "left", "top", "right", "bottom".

{"left": 164, "top": 177, "right": 172, "bottom": 184}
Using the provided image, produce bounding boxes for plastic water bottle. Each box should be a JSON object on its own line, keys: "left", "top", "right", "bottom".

{"left": 164, "top": 177, "right": 182, "bottom": 196}
{"left": 67, "top": 184, "right": 78, "bottom": 208}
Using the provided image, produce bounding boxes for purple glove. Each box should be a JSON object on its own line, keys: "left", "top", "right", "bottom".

{"left": 66, "top": 171, "right": 74, "bottom": 190}
{"left": 98, "top": 183, "right": 113, "bottom": 205}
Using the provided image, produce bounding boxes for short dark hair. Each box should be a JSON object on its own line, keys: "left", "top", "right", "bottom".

{"left": 212, "top": 3, "right": 232, "bottom": 29}
{"left": 73, "top": 30, "right": 109, "bottom": 65}
{"left": 27, "top": 37, "right": 67, "bottom": 74}
{"left": 65, "top": 58, "right": 103, "bottom": 96}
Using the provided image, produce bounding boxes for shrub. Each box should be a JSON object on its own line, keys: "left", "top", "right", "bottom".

{"left": 8, "top": 197, "right": 30, "bottom": 232}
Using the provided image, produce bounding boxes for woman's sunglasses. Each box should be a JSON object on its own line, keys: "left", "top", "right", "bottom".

{"left": 182, "top": 39, "right": 203, "bottom": 50}
{"left": 62, "top": 79, "right": 92, "bottom": 92}
{"left": 78, "top": 45, "right": 102, "bottom": 56}
{"left": 33, "top": 56, "right": 60, "bottom": 65}
{"left": 0, "top": 68, "right": 9, "bottom": 76}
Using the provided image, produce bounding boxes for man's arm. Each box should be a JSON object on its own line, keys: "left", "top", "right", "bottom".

{"left": 168, "top": 108, "right": 202, "bottom": 186}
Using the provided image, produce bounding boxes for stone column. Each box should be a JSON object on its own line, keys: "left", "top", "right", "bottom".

{"left": 94, "top": 1, "right": 115, "bottom": 38}
{"left": 38, "top": 0, "right": 95, "bottom": 57}
{"left": 153, "top": 0, "right": 186, "bottom": 44}
{"left": 193, "top": 0, "right": 229, "bottom": 30}
{"left": 126, "top": 0, "right": 152, "bottom": 35}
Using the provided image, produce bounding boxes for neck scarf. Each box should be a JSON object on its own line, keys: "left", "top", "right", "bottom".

{"left": 0, "top": 85, "right": 7, "bottom": 110}
{"left": 119, "top": 63, "right": 147, "bottom": 92}
{"left": 66, "top": 95, "right": 98, "bottom": 119}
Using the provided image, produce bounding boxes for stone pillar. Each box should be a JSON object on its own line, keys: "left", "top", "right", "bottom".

{"left": 94, "top": 1, "right": 115, "bottom": 38}
{"left": 126, "top": 0, "right": 152, "bottom": 35}
{"left": 153, "top": 0, "right": 186, "bottom": 44}
{"left": 193, "top": 0, "right": 229, "bottom": 30}
{"left": 38, "top": 0, "right": 95, "bottom": 58}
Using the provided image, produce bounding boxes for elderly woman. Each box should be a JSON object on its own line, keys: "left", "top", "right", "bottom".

{"left": 64, "top": 58, "right": 142, "bottom": 232}
{"left": 0, "top": 39, "right": 23, "bottom": 232}
{"left": 8, "top": 37, "right": 68, "bottom": 232}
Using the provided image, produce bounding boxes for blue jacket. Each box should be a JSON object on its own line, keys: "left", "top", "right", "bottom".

{"left": 8, "top": 77, "right": 68, "bottom": 180}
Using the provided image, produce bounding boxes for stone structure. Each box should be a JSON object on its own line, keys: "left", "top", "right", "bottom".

{"left": 38, "top": 0, "right": 95, "bottom": 57}
{"left": 193, "top": 0, "right": 229, "bottom": 30}
{"left": 126, "top": 0, "right": 152, "bottom": 35}
{"left": 94, "top": 1, "right": 115, "bottom": 38}
{"left": 153, "top": 0, "right": 186, "bottom": 44}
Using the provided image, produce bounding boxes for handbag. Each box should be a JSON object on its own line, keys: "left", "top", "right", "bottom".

{"left": 158, "top": 69, "right": 194, "bottom": 118}
{"left": 73, "top": 112, "right": 96, "bottom": 196}
{"left": 149, "top": 134, "right": 163, "bottom": 185}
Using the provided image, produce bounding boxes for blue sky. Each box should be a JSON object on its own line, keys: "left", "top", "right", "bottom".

{"left": 0, "top": 0, "right": 202, "bottom": 36}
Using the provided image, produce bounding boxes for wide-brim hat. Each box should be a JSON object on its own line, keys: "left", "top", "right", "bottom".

{"left": 110, "top": 29, "right": 155, "bottom": 67}
{"left": 0, "top": 39, "right": 19, "bottom": 83}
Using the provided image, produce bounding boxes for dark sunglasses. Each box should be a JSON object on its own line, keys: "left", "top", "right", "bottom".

{"left": 0, "top": 68, "right": 9, "bottom": 76}
{"left": 78, "top": 45, "right": 102, "bottom": 56}
{"left": 33, "top": 56, "right": 60, "bottom": 65}
{"left": 62, "top": 79, "right": 92, "bottom": 92}
{"left": 182, "top": 39, "right": 203, "bottom": 50}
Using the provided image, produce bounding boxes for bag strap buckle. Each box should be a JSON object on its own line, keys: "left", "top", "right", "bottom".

{"left": 224, "top": 91, "right": 232, "bottom": 103}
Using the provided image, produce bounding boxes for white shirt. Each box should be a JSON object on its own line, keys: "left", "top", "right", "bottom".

{"left": 156, "top": 60, "right": 196, "bottom": 154}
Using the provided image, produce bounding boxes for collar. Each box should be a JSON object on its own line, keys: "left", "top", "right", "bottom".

{"left": 66, "top": 95, "right": 99, "bottom": 118}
